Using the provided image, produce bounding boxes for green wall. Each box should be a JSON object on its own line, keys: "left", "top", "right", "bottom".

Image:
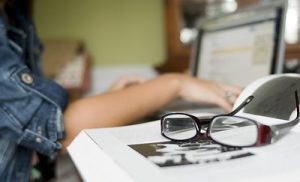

{"left": 34, "top": 0, "right": 166, "bottom": 66}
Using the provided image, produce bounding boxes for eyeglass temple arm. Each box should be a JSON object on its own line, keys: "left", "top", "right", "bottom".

{"left": 269, "top": 91, "right": 300, "bottom": 143}
{"left": 228, "top": 96, "right": 254, "bottom": 116}
{"left": 197, "top": 96, "right": 254, "bottom": 125}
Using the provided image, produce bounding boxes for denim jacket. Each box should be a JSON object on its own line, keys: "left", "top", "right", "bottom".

{"left": 0, "top": 1, "right": 68, "bottom": 181}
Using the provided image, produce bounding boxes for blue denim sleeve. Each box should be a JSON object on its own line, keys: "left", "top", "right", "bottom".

{"left": 0, "top": 28, "right": 67, "bottom": 157}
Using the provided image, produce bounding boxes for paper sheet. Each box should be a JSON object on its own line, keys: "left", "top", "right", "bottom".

{"left": 82, "top": 119, "right": 300, "bottom": 182}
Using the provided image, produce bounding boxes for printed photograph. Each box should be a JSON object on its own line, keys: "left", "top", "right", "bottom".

{"left": 130, "top": 139, "right": 254, "bottom": 167}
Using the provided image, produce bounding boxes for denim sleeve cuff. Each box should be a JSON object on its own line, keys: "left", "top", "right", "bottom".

{"left": 18, "top": 129, "right": 61, "bottom": 158}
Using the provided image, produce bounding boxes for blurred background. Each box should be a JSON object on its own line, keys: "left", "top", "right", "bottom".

{"left": 34, "top": 0, "right": 165, "bottom": 67}
{"left": 33, "top": 0, "right": 300, "bottom": 99}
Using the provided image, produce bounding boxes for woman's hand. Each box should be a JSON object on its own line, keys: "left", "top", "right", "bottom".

{"left": 177, "top": 74, "right": 241, "bottom": 112}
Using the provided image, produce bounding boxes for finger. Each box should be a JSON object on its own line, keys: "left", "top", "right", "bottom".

{"left": 230, "top": 94, "right": 238, "bottom": 103}
{"left": 214, "top": 95, "right": 233, "bottom": 112}
{"left": 214, "top": 84, "right": 241, "bottom": 105}
{"left": 219, "top": 84, "right": 242, "bottom": 95}
{"left": 229, "top": 85, "right": 242, "bottom": 95}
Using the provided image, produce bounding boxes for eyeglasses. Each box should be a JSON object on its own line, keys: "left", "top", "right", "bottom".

{"left": 161, "top": 91, "right": 300, "bottom": 147}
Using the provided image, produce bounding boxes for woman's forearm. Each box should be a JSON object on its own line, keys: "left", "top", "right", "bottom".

{"left": 60, "top": 73, "right": 240, "bottom": 150}
{"left": 74, "top": 74, "right": 180, "bottom": 123}
{"left": 60, "top": 73, "right": 183, "bottom": 149}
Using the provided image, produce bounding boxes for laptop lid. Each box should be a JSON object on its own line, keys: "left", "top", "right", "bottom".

{"left": 190, "top": 1, "right": 287, "bottom": 88}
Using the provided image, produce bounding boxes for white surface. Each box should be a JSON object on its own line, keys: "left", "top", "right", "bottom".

{"left": 68, "top": 120, "right": 300, "bottom": 182}
{"left": 68, "top": 131, "right": 134, "bottom": 182}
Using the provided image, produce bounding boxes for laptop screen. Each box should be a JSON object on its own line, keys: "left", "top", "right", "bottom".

{"left": 191, "top": 2, "right": 286, "bottom": 88}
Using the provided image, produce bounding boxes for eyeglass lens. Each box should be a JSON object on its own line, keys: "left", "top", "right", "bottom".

{"left": 209, "top": 116, "right": 258, "bottom": 147}
{"left": 162, "top": 114, "right": 198, "bottom": 140}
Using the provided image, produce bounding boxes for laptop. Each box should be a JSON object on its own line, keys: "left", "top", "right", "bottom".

{"left": 191, "top": 0, "right": 287, "bottom": 88}
{"left": 161, "top": 1, "right": 287, "bottom": 115}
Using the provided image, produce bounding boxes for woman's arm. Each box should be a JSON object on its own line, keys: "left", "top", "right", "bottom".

{"left": 60, "top": 73, "right": 240, "bottom": 149}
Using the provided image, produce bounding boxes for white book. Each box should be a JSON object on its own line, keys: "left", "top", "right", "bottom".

{"left": 68, "top": 74, "right": 300, "bottom": 182}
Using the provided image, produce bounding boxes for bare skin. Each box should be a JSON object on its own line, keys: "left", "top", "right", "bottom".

{"left": 60, "top": 73, "right": 240, "bottom": 152}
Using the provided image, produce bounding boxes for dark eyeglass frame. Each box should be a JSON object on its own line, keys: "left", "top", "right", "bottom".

{"left": 161, "top": 91, "right": 300, "bottom": 147}
{"left": 161, "top": 95, "right": 254, "bottom": 143}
